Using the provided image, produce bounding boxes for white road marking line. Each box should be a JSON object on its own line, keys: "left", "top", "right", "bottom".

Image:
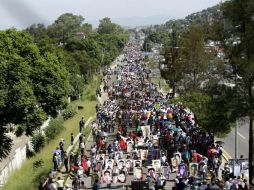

{"left": 237, "top": 132, "right": 246, "bottom": 139}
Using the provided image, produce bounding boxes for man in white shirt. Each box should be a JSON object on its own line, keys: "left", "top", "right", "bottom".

{"left": 224, "top": 178, "right": 232, "bottom": 190}
{"left": 56, "top": 177, "right": 64, "bottom": 190}
{"left": 80, "top": 141, "right": 85, "bottom": 155}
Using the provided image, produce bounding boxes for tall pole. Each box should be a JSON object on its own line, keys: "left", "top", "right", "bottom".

{"left": 233, "top": 66, "right": 238, "bottom": 175}
{"left": 235, "top": 119, "right": 238, "bottom": 159}
{"left": 235, "top": 65, "right": 238, "bottom": 160}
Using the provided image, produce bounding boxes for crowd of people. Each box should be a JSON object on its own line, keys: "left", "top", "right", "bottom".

{"left": 47, "top": 41, "right": 249, "bottom": 190}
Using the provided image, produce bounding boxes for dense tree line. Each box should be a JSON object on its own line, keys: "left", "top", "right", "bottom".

{"left": 156, "top": 0, "right": 254, "bottom": 185}
{"left": 0, "top": 13, "right": 129, "bottom": 160}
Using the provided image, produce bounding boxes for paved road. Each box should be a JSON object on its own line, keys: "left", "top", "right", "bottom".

{"left": 64, "top": 54, "right": 177, "bottom": 189}
{"left": 217, "top": 118, "right": 249, "bottom": 159}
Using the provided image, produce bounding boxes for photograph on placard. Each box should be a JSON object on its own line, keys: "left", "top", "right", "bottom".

{"left": 127, "top": 141, "right": 134, "bottom": 153}
{"left": 171, "top": 157, "right": 177, "bottom": 169}
{"left": 172, "top": 152, "right": 181, "bottom": 170}
{"left": 140, "top": 149, "right": 148, "bottom": 160}
{"left": 102, "top": 169, "right": 112, "bottom": 184}
{"left": 189, "top": 163, "right": 199, "bottom": 177}
{"left": 137, "top": 138, "right": 144, "bottom": 147}
{"left": 241, "top": 161, "right": 249, "bottom": 174}
{"left": 112, "top": 166, "right": 119, "bottom": 184}
{"left": 95, "top": 161, "right": 103, "bottom": 171}
{"left": 234, "top": 164, "right": 241, "bottom": 177}
{"left": 125, "top": 159, "right": 133, "bottom": 173}
{"left": 178, "top": 163, "right": 188, "bottom": 177}
{"left": 105, "top": 159, "right": 114, "bottom": 170}
{"left": 96, "top": 154, "right": 105, "bottom": 165}
{"left": 147, "top": 167, "right": 156, "bottom": 180}
{"left": 117, "top": 159, "right": 126, "bottom": 170}
{"left": 152, "top": 134, "right": 159, "bottom": 146}
{"left": 161, "top": 166, "right": 170, "bottom": 180}
{"left": 152, "top": 160, "right": 161, "bottom": 173}
{"left": 117, "top": 170, "right": 127, "bottom": 183}
{"left": 134, "top": 167, "right": 143, "bottom": 180}
{"left": 141, "top": 125, "right": 150, "bottom": 139}
{"left": 134, "top": 160, "right": 142, "bottom": 168}
{"left": 115, "top": 151, "right": 123, "bottom": 161}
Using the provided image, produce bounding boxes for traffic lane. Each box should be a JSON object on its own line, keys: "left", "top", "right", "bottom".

{"left": 217, "top": 124, "right": 249, "bottom": 159}
{"left": 237, "top": 121, "right": 249, "bottom": 140}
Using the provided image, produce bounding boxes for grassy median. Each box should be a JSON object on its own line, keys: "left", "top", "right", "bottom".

{"left": 3, "top": 76, "right": 100, "bottom": 190}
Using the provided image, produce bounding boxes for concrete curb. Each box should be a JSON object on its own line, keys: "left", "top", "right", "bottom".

{"left": 66, "top": 116, "right": 94, "bottom": 154}
{"left": 222, "top": 150, "right": 232, "bottom": 162}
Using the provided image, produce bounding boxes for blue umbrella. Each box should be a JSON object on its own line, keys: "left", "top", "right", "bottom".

{"left": 171, "top": 128, "right": 182, "bottom": 132}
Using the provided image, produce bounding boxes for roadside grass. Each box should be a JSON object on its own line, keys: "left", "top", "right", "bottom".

{"left": 3, "top": 76, "right": 100, "bottom": 190}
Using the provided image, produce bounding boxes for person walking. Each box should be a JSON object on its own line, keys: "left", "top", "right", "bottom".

{"left": 80, "top": 140, "right": 85, "bottom": 156}
{"left": 79, "top": 117, "right": 85, "bottom": 133}
{"left": 56, "top": 177, "right": 64, "bottom": 190}
{"left": 63, "top": 151, "right": 69, "bottom": 172}
{"left": 71, "top": 133, "right": 74, "bottom": 145}
{"left": 92, "top": 179, "right": 100, "bottom": 190}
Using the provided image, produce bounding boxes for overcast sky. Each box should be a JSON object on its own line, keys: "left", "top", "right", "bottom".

{"left": 0, "top": 0, "right": 222, "bottom": 29}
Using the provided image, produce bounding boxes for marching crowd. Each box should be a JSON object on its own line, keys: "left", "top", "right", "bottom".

{"left": 47, "top": 41, "right": 249, "bottom": 190}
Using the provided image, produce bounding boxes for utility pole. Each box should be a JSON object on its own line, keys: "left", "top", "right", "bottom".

{"left": 235, "top": 119, "right": 238, "bottom": 159}
{"left": 235, "top": 65, "right": 238, "bottom": 160}
{"left": 234, "top": 65, "right": 238, "bottom": 175}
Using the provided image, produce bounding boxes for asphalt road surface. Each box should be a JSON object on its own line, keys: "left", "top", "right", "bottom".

{"left": 217, "top": 118, "right": 249, "bottom": 159}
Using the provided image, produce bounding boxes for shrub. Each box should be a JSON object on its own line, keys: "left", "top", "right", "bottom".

{"left": 62, "top": 105, "right": 77, "bottom": 120}
{"left": 44, "top": 117, "right": 65, "bottom": 141}
{"left": 31, "top": 133, "right": 46, "bottom": 153}
{"left": 15, "top": 125, "right": 25, "bottom": 137}
{"left": 33, "top": 159, "right": 44, "bottom": 169}
{"left": 26, "top": 146, "right": 35, "bottom": 158}
{"left": 89, "top": 94, "right": 97, "bottom": 101}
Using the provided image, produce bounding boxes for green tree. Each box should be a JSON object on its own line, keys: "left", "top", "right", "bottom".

{"left": 81, "top": 23, "right": 93, "bottom": 35}
{"left": 62, "top": 52, "right": 84, "bottom": 99}
{"left": 25, "top": 24, "right": 49, "bottom": 43}
{"left": 47, "top": 13, "right": 84, "bottom": 44}
{"left": 32, "top": 56, "right": 70, "bottom": 116}
{"left": 0, "top": 53, "right": 39, "bottom": 129}
{"left": 97, "top": 17, "right": 122, "bottom": 35}
{"left": 0, "top": 128, "right": 13, "bottom": 161}
{"left": 222, "top": 0, "right": 254, "bottom": 184}
{"left": 174, "top": 88, "right": 232, "bottom": 136}
{"left": 162, "top": 23, "right": 184, "bottom": 97}
{"left": 181, "top": 25, "right": 210, "bottom": 88}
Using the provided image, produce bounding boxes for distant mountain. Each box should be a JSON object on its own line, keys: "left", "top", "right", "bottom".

{"left": 111, "top": 15, "right": 175, "bottom": 28}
